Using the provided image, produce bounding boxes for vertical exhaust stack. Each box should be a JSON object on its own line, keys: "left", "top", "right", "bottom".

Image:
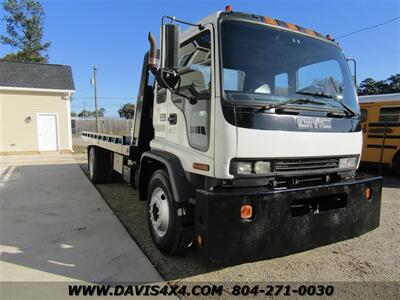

{"left": 148, "top": 32, "right": 158, "bottom": 75}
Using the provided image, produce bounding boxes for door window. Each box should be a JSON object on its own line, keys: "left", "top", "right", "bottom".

{"left": 174, "top": 31, "right": 212, "bottom": 151}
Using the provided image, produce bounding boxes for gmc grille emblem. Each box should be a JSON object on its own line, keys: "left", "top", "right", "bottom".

{"left": 296, "top": 117, "right": 332, "bottom": 129}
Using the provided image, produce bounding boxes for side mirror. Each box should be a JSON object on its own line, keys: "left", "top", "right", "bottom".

{"left": 163, "top": 24, "right": 180, "bottom": 70}
{"left": 155, "top": 24, "right": 181, "bottom": 90}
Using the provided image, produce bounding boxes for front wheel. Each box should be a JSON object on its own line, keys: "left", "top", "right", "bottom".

{"left": 146, "top": 169, "right": 191, "bottom": 255}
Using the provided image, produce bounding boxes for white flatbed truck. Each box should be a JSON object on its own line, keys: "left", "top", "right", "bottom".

{"left": 83, "top": 6, "right": 382, "bottom": 264}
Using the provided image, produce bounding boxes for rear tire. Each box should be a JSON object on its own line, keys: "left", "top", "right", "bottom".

{"left": 146, "top": 169, "right": 191, "bottom": 256}
{"left": 88, "top": 147, "right": 111, "bottom": 183}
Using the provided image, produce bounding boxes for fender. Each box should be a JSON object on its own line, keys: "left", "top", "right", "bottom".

{"left": 139, "top": 150, "right": 191, "bottom": 203}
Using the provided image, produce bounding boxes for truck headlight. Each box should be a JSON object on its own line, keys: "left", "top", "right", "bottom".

{"left": 254, "top": 161, "right": 271, "bottom": 174}
{"left": 232, "top": 161, "right": 272, "bottom": 175}
{"left": 237, "top": 162, "right": 253, "bottom": 174}
{"left": 339, "top": 157, "right": 358, "bottom": 169}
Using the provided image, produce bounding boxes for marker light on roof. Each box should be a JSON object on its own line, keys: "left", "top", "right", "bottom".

{"left": 303, "top": 28, "right": 317, "bottom": 36}
{"left": 287, "top": 23, "right": 300, "bottom": 31}
{"left": 263, "top": 16, "right": 278, "bottom": 25}
{"left": 261, "top": 15, "right": 332, "bottom": 42}
{"left": 225, "top": 5, "right": 233, "bottom": 12}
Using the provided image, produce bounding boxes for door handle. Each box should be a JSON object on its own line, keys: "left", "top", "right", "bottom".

{"left": 168, "top": 113, "right": 177, "bottom": 125}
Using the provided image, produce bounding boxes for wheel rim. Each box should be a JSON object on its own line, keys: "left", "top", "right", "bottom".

{"left": 89, "top": 149, "right": 95, "bottom": 179}
{"left": 149, "top": 187, "right": 170, "bottom": 237}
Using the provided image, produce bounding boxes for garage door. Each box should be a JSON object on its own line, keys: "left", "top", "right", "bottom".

{"left": 37, "top": 114, "right": 58, "bottom": 151}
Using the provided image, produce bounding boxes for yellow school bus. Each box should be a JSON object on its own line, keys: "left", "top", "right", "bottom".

{"left": 359, "top": 93, "right": 400, "bottom": 170}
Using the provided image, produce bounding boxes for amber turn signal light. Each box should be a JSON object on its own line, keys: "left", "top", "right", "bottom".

{"left": 193, "top": 163, "right": 210, "bottom": 171}
{"left": 241, "top": 204, "right": 253, "bottom": 220}
{"left": 365, "top": 187, "right": 372, "bottom": 200}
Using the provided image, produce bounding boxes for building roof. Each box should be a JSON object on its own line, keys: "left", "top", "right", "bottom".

{"left": 358, "top": 93, "right": 400, "bottom": 103}
{"left": 0, "top": 61, "right": 75, "bottom": 91}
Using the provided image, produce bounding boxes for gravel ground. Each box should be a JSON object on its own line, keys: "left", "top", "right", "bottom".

{"left": 74, "top": 154, "right": 399, "bottom": 297}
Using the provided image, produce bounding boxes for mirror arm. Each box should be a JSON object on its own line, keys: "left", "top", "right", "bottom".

{"left": 347, "top": 57, "right": 357, "bottom": 87}
{"left": 162, "top": 15, "right": 204, "bottom": 30}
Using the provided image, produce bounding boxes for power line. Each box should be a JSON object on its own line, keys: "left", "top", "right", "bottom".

{"left": 71, "top": 104, "right": 122, "bottom": 108}
{"left": 72, "top": 97, "right": 135, "bottom": 100}
{"left": 336, "top": 16, "right": 400, "bottom": 40}
{"left": 97, "top": 80, "right": 135, "bottom": 89}
{"left": 74, "top": 87, "right": 93, "bottom": 93}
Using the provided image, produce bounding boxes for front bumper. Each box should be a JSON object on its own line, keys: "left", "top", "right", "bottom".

{"left": 194, "top": 175, "right": 382, "bottom": 265}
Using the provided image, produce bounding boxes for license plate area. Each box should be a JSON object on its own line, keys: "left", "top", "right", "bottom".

{"left": 291, "top": 193, "right": 347, "bottom": 217}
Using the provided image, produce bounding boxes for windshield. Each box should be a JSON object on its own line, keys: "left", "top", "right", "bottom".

{"left": 220, "top": 20, "right": 360, "bottom": 114}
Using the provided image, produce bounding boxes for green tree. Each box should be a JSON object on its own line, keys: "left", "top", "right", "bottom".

{"left": 387, "top": 74, "right": 400, "bottom": 92}
{"left": 77, "top": 109, "right": 89, "bottom": 118}
{"left": 98, "top": 108, "right": 106, "bottom": 117}
{"left": 77, "top": 108, "right": 106, "bottom": 118}
{"left": 359, "top": 74, "right": 400, "bottom": 95}
{"left": 118, "top": 103, "right": 135, "bottom": 119}
{"left": 1, "top": 0, "right": 50, "bottom": 63}
{"left": 358, "top": 78, "right": 380, "bottom": 95}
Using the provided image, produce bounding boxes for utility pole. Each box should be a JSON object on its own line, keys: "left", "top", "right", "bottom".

{"left": 83, "top": 102, "right": 87, "bottom": 116}
{"left": 92, "top": 65, "right": 100, "bottom": 132}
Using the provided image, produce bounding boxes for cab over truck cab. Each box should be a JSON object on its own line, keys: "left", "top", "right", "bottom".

{"left": 84, "top": 8, "right": 382, "bottom": 265}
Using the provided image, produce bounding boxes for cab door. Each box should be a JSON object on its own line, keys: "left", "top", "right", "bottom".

{"left": 164, "top": 24, "right": 215, "bottom": 176}
{"left": 152, "top": 85, "right": 168, "bottom": 150}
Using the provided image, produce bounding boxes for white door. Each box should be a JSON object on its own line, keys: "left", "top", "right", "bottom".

{"left": 37, "top": 114, "right": 58, "bottom": 151}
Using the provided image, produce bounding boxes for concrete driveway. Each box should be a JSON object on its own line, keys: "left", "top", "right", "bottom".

{"left": 0, "top": 153, "right": 162, "bottom": 283}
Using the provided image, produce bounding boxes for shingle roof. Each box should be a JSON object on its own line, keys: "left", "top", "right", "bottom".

{"left": 0, "top": 61, "right": 75, "bottom": 91}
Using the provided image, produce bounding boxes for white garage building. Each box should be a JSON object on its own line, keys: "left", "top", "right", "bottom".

{"left": 0, "top": 61, "right": 75, "bottom": 154}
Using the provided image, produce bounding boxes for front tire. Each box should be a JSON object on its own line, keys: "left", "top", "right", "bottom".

{"left": 146, "top": 169, "right": 191, "bottom": 255}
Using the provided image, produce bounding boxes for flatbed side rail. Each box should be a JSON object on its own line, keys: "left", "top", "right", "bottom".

{"left": 82, "top": 131, "right": 130, "bottom": 156}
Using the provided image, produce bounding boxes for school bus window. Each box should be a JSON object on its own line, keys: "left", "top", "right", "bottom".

{"left": 360, "top": 109, "right": 368, "bottom": 123}
{"left": 379, "top": 107, "right": 400, "bottom": 122}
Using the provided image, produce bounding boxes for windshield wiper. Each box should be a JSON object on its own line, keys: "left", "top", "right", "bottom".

{"left": 296, "top": 89, "right": 357, "bottom": 117}
{"left": 258, "top": 98, "right": 325, "bottom": 112}
{"left": 296, "top": 90, "right": 334, "bottom": 99}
